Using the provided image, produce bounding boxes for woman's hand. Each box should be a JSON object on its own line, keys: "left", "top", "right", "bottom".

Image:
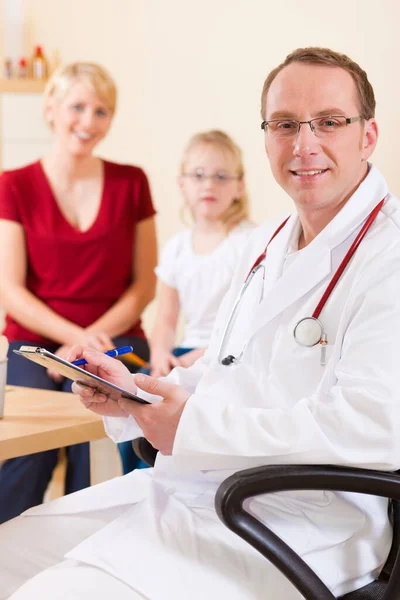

{"left": 67, "top": 346, "right": 136, "bottom": 417}
{"left": 150, "top": 348, "right": 181, "bottom": 378}
{"left": 80, "top": 329, "right": 114, "bottom": 351}
{"left": 47, "top": 344, "right": 73, "bottom": 382}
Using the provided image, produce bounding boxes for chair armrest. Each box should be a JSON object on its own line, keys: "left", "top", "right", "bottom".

{"left": 132, "top": 437, "right": 158, "bottom": 466}
{"left": 215, "top": 465, "right": 400, "bottom": 600}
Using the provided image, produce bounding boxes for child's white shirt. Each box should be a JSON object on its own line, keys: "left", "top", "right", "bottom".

{"left": 155, "top": 220, "right": 255, "bottom": 348}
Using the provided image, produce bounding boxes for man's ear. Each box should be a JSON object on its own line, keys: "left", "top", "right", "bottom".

{"left": 361, "top": 118, "right": 378, "bottom": 161}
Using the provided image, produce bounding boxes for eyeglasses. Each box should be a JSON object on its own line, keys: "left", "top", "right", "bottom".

{"left": 261, "top": 115, "right": 363, "bottom": 139}
{"left": 182, "top": 169, "right": 241, "bottom": 185}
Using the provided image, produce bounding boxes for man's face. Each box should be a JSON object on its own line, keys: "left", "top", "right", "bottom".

{"left": 263, "top": 63, "right": 378, "bottom": 214}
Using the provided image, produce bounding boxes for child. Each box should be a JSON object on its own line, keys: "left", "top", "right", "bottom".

{"left": 118, "top": 130, "right": 255, "bottom": 473}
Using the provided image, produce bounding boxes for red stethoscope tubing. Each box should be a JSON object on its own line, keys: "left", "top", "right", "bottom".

{"left": 312, "top": 198, "right": 385, "bottom": 318}
{"left": 246, "top": 197, "right": 385, "bottom": 316}
{"left": 246, "top": 216, "right": 290, "bottom": 277}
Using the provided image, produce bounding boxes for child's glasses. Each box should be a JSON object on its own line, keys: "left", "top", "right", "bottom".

{"left": 182, "top": 169, "right": 241, "bottom": 185}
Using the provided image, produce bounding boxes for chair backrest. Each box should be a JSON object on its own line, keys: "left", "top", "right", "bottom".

{"left": 216, "top": 465, "right": 400, "bottom": 600}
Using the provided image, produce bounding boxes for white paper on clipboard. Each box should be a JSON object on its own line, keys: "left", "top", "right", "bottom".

{"left": 13, "top": 346, "right": 150, "bottom": 404}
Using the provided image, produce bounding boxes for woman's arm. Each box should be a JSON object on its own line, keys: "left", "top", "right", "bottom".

{"left": 87, "top": 216, "right": 157, "bottom": 338}
{"left": 0, "top": 219, "right": 89, "bottom": 345}
{"left": 149, "top": 281, "right": 182, "bottom": 377}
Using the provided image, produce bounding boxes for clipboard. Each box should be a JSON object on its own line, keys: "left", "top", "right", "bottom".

{"left": 13, "top": 346, "right": 150, "bottom": 404}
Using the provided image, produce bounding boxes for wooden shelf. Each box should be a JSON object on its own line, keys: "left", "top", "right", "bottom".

{"left": 0, "top": 79, "right": 46, "bottom": 93}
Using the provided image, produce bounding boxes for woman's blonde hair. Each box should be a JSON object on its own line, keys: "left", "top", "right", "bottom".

{"left": 180, "top": 130, "right": 250, "bottom": 231}
{"left": 44, "top": 62, "right": 117, "bottom": 114}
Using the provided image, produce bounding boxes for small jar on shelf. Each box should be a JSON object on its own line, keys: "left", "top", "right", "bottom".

{"left": 4, "top": 58, "right": 13, "bottom": 79}
{"left": 18, "top": 58, "right": 28, "bottom": 78}
{"left": 31, "top": 45, "right": 48, "bottom": 80}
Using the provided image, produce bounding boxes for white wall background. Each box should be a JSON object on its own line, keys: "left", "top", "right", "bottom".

{"left": 2, "top": 0, "right": 400, "bottom": 335}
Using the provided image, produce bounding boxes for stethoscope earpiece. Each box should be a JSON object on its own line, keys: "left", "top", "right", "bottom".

{"left": 221, "top": 355, "right": 236, "bottom": 366}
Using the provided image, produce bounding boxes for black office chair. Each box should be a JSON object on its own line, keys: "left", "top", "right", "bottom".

{"left": 131, "top": 438, "right": 400, "bottom": 599}
{"left": 132, "top": 437, "right": 158, "bottom": 467}
{"left": 215, "top": 465, "right": 400, "bottom": 600}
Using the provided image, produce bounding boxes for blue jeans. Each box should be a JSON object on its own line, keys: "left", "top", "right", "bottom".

{"left": 0, "top": 335, "right": 149, "bottom": 524}
{"left": 117, "top": 347, "right": 194, "bottom": 474}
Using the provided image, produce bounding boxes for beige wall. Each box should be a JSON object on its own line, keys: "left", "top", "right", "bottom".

{"left": 3, "top": 0, "right": 400, "bottom": 335}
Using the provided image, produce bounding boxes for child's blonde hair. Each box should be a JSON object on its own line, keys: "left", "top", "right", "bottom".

{"left": 180, "top": 130, "right": 250, "bottom": 230}
{"left": 44, "top": 62, "right": 117, "bottom": 115}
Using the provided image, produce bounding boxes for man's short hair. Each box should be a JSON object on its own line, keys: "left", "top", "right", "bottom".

{"left": 260, "top": 47, "right": 376, "bottom": 121}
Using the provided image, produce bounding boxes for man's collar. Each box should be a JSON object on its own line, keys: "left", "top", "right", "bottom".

{"left": 291, "top": 163, "right": 388, "bottom": 253}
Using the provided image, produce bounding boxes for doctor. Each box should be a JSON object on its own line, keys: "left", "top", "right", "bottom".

{"left": 2, "top": 46, "right": 400, "bottom": 600}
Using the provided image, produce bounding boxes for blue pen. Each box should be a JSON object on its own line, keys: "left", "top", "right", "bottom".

{"left": 72, "top": 345, "right": 133, "bottom": 366}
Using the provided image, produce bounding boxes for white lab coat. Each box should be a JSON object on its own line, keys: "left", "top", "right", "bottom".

{"left": 24, "top": 165, "right": 400, "bottom": 599}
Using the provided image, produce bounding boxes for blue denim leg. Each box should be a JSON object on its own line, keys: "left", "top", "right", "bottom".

{"left": 172, "top": 347, "right": 195, "bottom": 358}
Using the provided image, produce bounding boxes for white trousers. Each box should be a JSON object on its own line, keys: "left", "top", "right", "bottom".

{"left": 0, "top": 506, "right": 146, "bottom": 600}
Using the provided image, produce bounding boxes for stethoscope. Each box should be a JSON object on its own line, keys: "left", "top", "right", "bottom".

{"left": 218, "top": 197, "right": 385, "bottom": 367}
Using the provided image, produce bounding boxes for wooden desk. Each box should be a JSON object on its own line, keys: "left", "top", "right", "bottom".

{"left": 0, "top": 386, "right": 105, "bottom": 460}
{"left": 0, "top": 387, "right": 121, "bottom": 484}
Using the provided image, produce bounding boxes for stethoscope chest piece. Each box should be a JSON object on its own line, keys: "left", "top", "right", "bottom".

{"left": 293, "top": 317, "right": 324, "bottom": 347}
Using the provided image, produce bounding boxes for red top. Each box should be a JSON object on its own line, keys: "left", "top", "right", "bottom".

{"left": 0, "top": 160, "right": 156, "bottom": 344}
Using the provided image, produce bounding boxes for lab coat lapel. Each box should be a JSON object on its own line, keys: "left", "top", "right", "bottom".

{"left": 258, "top": 213, "right": 298, "bottom": 289}
{"left": 246, "top": 225, "right": 331, "bottom": 341}
{"left": 323, "top": 164, "right": 388, "bottom": 250}
{"left": 245, "top": 164, "right": 388, "bottom": 343}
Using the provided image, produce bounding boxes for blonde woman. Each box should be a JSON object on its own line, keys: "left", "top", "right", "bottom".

{"left": 0, "top": 62, "right": 157, "bottom": 521}
{"left": 119, "top": 130, "right": 254, "bottom": 473}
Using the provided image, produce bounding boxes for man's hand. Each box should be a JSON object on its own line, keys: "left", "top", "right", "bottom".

{"left": 68, "top": 346, "right": 136, "bottom": 418}
{"left": 119, "top": 374, "right": 190, "bottom": 455}
{"left": 47, "top": 332, "right": 113, "bottom": 383}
